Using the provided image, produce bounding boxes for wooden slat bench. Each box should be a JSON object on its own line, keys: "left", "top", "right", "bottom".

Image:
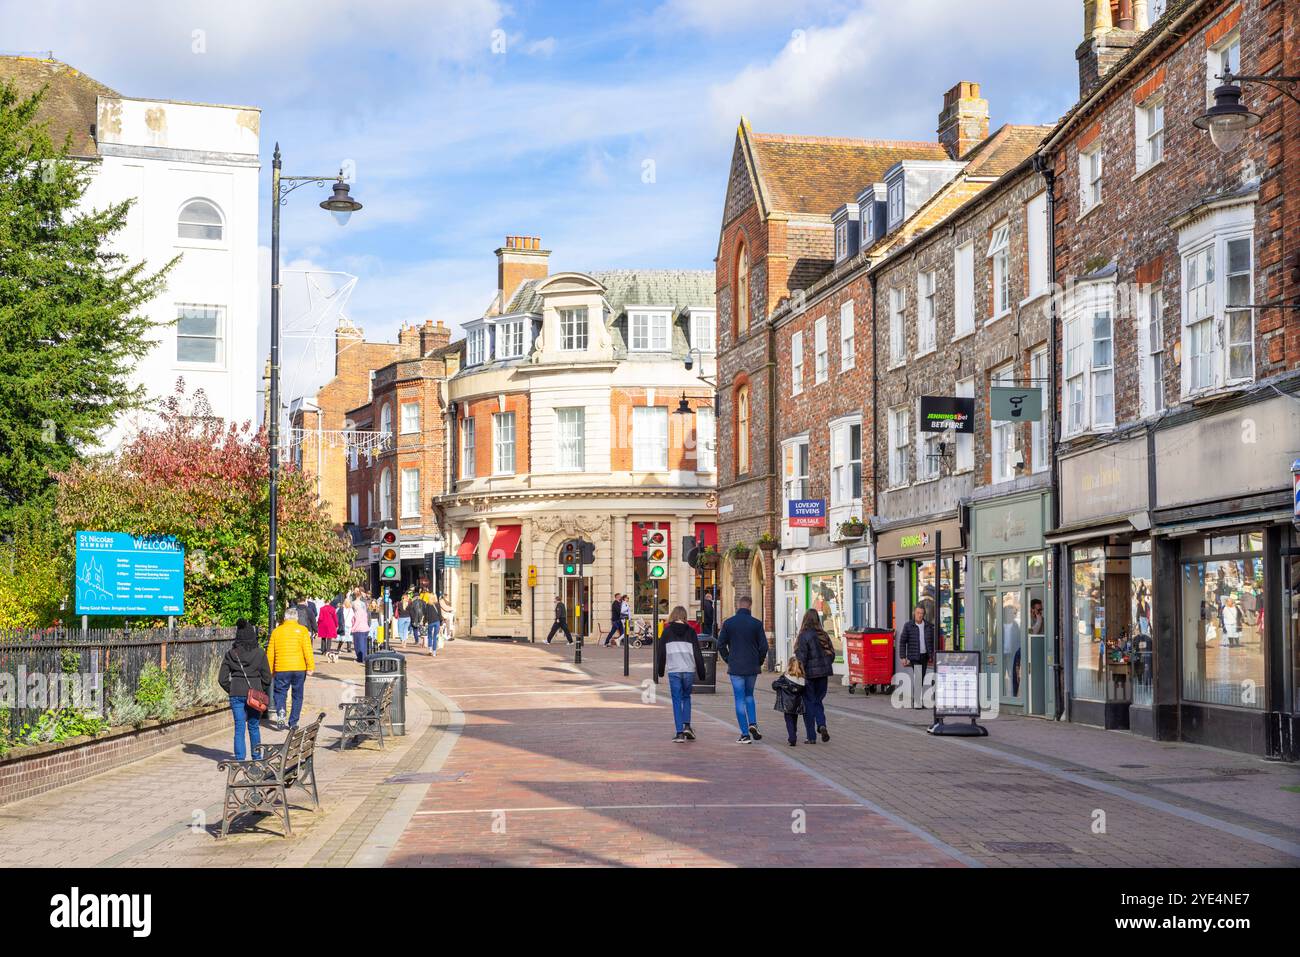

{"left": 217, "top": 710, "right": 325, "bottom": 838}
{"left": 339, "top": 681, "right": 395, "bottom": 750}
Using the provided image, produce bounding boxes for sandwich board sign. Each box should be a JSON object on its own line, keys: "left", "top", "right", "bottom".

{"left": 928, "top": 650, "right": 987, "bottom": 736}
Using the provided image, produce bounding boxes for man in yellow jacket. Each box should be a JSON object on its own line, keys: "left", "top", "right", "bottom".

{"left": 268, "top": 608, "right": 315, "bottom": 729}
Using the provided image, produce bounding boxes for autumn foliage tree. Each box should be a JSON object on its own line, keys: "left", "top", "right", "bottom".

{"left": 54, "top": 385, "right": 357, "bottom": 627}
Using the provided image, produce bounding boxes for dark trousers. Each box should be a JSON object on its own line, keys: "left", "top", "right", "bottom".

{"left": 546, "top": 620, "right": 572, "bottom": 643}
{"left": 783, "top": 713, "right": 800, "bottom": 744}
{"left": 320, "top": 636, "right": 333, "bottom": 655}
{"left": 803, "top": 675, "right": 829, "bottom": 739}
{"left": 353, "top": 630, "right": 369, "bottom": 662}
{"left": 272, "top": 671, "right": 306, "bottom": 727}
{"left": 909, "top": 653, "right": 931, "bottom": 707}
{"left": 604, "top": 620, "right": 624, "bottom": 645}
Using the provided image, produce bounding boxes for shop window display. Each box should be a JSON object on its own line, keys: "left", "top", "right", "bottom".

{"left": 808, "top": 573, "right": 846, "bottom": 657}
{"left": 1130, "top": 540, "right": 1154, "bottom": 706}
{"left": 1071, "top": 546, "right": 1107, "bottom": 701}
{"left": 914, "top": 557, "right": 963, "bottom": 648}
{"left": 1180, "top": 533, "right": 1265, "bottom": 710}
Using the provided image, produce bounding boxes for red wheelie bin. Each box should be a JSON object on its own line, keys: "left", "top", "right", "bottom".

{"left": 846, "top": 628, "right": 896, "bottom": 694}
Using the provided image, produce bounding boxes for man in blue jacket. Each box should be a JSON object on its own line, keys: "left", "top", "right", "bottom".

{"left": 716, "top": 595, "right": 769, "bottom": 743}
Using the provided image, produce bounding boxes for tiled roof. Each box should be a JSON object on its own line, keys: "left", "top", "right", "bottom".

{"left": 505, "top": 269, "right": 714, "bottom": 316}
{"left": 748, "top": 132, "right": 950, "bottom": 216}
{"left": 964, "top": 123, "right": 1053, "bottom": 178}
{"left": 0, "top": 56, "right": 115, "bottom": 157}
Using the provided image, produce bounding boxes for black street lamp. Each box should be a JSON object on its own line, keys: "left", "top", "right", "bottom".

{"left": 1194, "top": 71, "right": 1300, "bottom": 154}
{"left": 267, "top": 144, "right": 363, "bottom": 635}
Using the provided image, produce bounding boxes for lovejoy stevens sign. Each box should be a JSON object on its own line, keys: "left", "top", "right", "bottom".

{"left": 788, "top": 499, "right": 827, "bottom": 528}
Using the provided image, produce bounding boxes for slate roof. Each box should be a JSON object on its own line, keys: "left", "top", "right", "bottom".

{"left": 0, "top": 56, "right": 115, "bottom": 157}
{"left": 505, "top": 269, "right": 714, "bottom": 316}
{"left": 748, "top": 131, "right": 950, "bottom": 217}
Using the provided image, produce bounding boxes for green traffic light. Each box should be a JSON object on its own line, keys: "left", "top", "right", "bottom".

{"left": 648, "top": 566, "right": 665, "bottom": 579}
{"left": 381, "top": 566, "right": 397, "bottom": 579}
{"left": 564, "top": 564, "right": 577, "bottom": 575}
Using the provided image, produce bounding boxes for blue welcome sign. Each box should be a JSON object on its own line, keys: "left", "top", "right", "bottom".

{"left": 75, "top": 531, "right": 186, "bottom": 617}
{"left": 788, "top": 499, "right": 827, "bottom": 528}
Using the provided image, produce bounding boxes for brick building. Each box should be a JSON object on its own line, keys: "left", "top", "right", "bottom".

{"left": 1041, "top": 0, "right": 1299, "bottom": 755}
{"left": 442, "top": 237, "right": 717, "bottom": 641}
{"left": 343, "top": 321, "right": 457, "bottom": 592}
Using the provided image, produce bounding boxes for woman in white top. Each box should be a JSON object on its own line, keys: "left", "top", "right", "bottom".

{"left": 341, "top": 599, "right": 355, "bottom": 654}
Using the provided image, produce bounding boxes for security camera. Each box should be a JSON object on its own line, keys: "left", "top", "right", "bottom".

{"left": 684, "top": 354, "right": 694, "bottom": 371}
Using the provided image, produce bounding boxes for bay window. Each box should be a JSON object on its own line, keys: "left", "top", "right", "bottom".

{"left": 1178, "top": 202, "right": 1255, "bottom": 396}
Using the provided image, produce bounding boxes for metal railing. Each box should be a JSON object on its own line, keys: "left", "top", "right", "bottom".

{"left": 0, "top": 626, "right": 237, "bottom": 741}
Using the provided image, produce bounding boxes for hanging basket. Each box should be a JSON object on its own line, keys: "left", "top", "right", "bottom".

{"left": 839, "top": 521, "right": 867, "bottom": 539}
{"left": 757, "top": 538, "right": 779, "bottom": 552}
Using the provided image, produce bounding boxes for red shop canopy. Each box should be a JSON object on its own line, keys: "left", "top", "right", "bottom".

{"left": 695, "top": 522, "right": 717, "bottom": 549}
{"left": 632, "top": 521, "right": 671, "bottom": 559}
{"left": 487, "top": 524, "right": 522, "bottom": 561}
{"left": 456, "top": 528, "right": 480, "bottom": 561}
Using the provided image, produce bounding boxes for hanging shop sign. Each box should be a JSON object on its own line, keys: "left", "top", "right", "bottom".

{"left": 788, "top": 499, "right": 827, "bottom": 528}
{"left": 919, "top": 396, "right": 975, "bottom": 433}
{"left": 990, "top": 386, "right": 1043, "bottom": 423}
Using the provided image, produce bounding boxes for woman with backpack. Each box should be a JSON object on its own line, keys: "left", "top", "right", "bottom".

{"left": 655, "top": 605, "right": 708, "bottom": 743}
{"left": 218, "top": 619, "right": 272, "bottom": 761}
{"left": 794, "top": 609, "right": 835, "bottom": 744}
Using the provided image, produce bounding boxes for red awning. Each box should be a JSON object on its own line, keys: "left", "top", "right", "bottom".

{"left": 695, "top": 522, "right": 717, "bottom": 549}
{"left": 456, "top": 528, "right": 480, "bottom": 561}
{"left": 632, "top": 522, "right": 671, "bottom": 559}
{"left": 487, "top": 524, "right": 522, "bottom": 561}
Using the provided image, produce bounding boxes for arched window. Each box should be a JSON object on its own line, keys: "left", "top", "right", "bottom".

{"left": 380, "top": 403, "right": 393, "bottom": 436}
{"left": 379, "top": 468, "right": 393, "bottom": 520}
{"left": 736, "top": 384, "right": 751, "bottom": 475}
{"left": 177, "top": 199, "right": 224, "bottom": 241}
{"left": 735, "top": 242, "right": 750, "bottom": 337}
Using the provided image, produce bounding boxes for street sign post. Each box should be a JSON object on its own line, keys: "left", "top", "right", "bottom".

{"left": 75, "top": 531, "right": 185, "bottom": 617}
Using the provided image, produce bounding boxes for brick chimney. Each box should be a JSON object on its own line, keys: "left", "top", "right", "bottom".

{"left": 937, "top": 82, "right": 989, "bottom": 160}
{"left": 334, "top": 319, "right": 364, "bottom": 374}
{"left": 494, "top": 235, "right": 549, "bottom": 314}
{"left": 398, "top": 322, "right": 422, "bottom": 359}
{"left": 1078, "top": 1, "right": 1147, "bottom": 99}
{"left": 419, "top": 319, "right": 451, "bottom": 355}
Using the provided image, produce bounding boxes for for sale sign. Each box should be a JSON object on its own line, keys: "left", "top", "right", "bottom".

{"left": 788, "top": 499, "right": 827, "bottom": 528}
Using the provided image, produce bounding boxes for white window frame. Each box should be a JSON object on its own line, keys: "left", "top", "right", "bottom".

{"left": 835, "top": 221, "right": 848, "bottom": 261}
{"left": 1135, "top": 96, "right": 1165, "bottom": 174}
{"left": 888, "top": 407, "right": 910, "bottom": 488}
{"left": 829, "top": 416, "right": 863, "bottom": 508}
{"left": 990, "top": 361, "right": 1019, "bottom": 484}
{"left": 378, "top": 468, "right": 393, "bottom": 521}
{"left": 1177, "top": 203, "right": 1256, "bottom": 397}
{"left": 493, "top": 411, "right": 516, "bottom": 475}
{"left": 917, "top": 270, "right": 936, "bottom": 355}
{"left": 954, "top": 241, "right": 975, "bottom": 338}
{"left": 559, "top": 307, "right": 589, "bottom": 351}
{"left": 781, "top": 436, "right": 811, "bottom": 550}
{"left": 1062, "top": 280, "right": 1117, "bottom": 437}
{"left": 1030, "top": 347, "right": 1049, "bottom": 472}
{"left": 556, "top": 407, "right": 585, "bottom": 472}
{"left": 380, "top": 403, "right": 393, "bottom": 436}
{"left": 175, "top": 303, "right": 226, "bottom": 366}
{"left": 1079, "top": 145, "right": 1103, "bottom": 215}
{"left": 629, "top": 310, "right": 671, "bottom": 352}
{"left": 839, "top": 300, "right": 855, "bottom": 372}
{"left": 349, "top": 493, "right": 360, "bottom": 526}
{"left": 1139, "top": 289, "right": 1166, "bottom": 417}
{"left": 461, "top": 417, "right": 476, "bottom": 479}
{"left": 177, "top": 199, "right": 224, "bottom": 242}
{"left": 988, "top": 221, "right": 1012, "bottom": 319}
{"left": 955, "top": 378, "right": 975, "bottom": 473}
{"left": 916, "top": 413, "right": 942, "bottom": 483}
{"left": 691, "top": 309, "right": 715, "bottom": 354}
{"left": 400, "top": 467, "right": 421, "bottom": 518}
{"left": 694, "top": 405, "right": 716, "bottom": 473}
{"left": 1026, "top": 193, "right": 1049, "bottom": 299}
{"left": 791, "top": 330, "right": 804, "bottom": 396}
{"left": 889, "top": 288, "right": 906, "bottom": 367}
{"left": 400, "top": 401, "right": 420, "bottom": 435}
{"left": 887, "top": 180, "right": 904, "bottom": 229}
{"left": 467, "top": 327, "right": 487, "bottom": 366}
{"left": 814, "top": 316, "right": 829, "bottom": 384}
{"left": 497, "top": 319, "right": 526, "bottom": 359}
{"left": 1206, "top": 28, "right": 1241, "bottom": 106}
{"left": 632, "top": 405, "right": 668, "bottom": 472}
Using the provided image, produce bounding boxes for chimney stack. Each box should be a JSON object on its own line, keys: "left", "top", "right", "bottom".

{"left": 420, "top": 319, "right": 451, "bottom": 355}
{"left": 1078, "top": 1, "right": 1146, "bottom": 99}
{"left": 398, "top": 322, "right": 422, "bottom": 359}
{"left": 937, "top": 82, "right": 989, "bottom": 160}
{"left": 494, "top": 235, "right": 549, "bottom": 315}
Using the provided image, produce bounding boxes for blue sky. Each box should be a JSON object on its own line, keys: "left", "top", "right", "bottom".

{"left": 5, "top": 0, "right": 1083, "bottom": 402}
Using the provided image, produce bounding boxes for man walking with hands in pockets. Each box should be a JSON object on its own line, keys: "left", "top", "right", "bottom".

{"left": 716, "top": 595, "right": 769, "bottom": 743}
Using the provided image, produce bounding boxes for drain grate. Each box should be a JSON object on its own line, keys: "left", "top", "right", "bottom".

{"left": 383, "top": 771, "right": 468, "bottom": 785}
{"left": 1117, "top": 764, "right": 1149, "bottom": 769}
{"left": 985, "top": 841, "right": 1076, "bottom": 854}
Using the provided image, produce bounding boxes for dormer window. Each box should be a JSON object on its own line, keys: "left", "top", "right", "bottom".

{"left": 888, "top": 181, "right": 905, "bottom": 228}
{"left": 690, "top": 309, "right": 715, "bottom": 353}
{"left": 835, "top": 221, "right": 848, "bottom": 261}
{"left": 560, "top": 307, "right": 588, "bottom": 351}
{"left": 629, "top": 310, "right": 670, "bottom": 351}
{"left": 497, "top": 319, "right": 525, "bottom": 359}
{"left": 862, "top": 204, "right": 875, "bottom": 242}
{"left": 467, "top": 327, "right": 487, "bottom": 365}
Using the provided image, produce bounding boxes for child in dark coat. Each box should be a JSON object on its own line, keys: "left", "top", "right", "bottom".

{"left": 772, "top": 657, "right": 807, "bottom": 747}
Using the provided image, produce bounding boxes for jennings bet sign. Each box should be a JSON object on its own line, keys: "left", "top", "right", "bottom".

{"left": 919, "top": 396, "right": 975, "bottom": 433}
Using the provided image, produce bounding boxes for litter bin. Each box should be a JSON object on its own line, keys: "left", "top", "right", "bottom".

{"left": 696, "top": 636, "right": 717, "bottom": 694}
{"left": 846, "top": 628, "right": 896, "bottom": 694}
{"left": 364, "top": 650, "right": 407, "bottom": 735}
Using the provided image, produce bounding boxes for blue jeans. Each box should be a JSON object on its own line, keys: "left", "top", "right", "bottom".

{"left": 273, "top": 671, "right": 307, "bottom": 727}
{"left": 729, "top": 673, "right": 758, "bottom": 735}
{"left": 396, "top": 617, "right": 410, "bottom": 641}
{"left": 229, "top": 696, "right": 262, "bottom": 761}
{"left": 353, "top": 630, "right": 369, "bottom": 662}
{"left": 668, "top": 672, "right": 694, "bottom": 733}
{"left": 427, "top": 621, "right": 441, "bottom": 654}
{"left": 803, "top": 675, "right": 829, "bottom": 740}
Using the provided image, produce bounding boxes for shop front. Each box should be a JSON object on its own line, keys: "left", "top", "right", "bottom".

{"left": 970, "top": 492, "right": 1054, "bottom": 717}
{"left": 1149, "top": 392, "right": 1300, "bottom": 758}
{"left": 774, "top": 548, "right": 851, "bottom": 677}
{"left": 874, "top": 515, "right": 965, "bottom": 649}
{"left": 1051, "top": 435, "right": 1151, "bottom": 732}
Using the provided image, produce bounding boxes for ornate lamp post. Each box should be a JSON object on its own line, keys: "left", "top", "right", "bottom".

{"left": 266, "top": 144, "right": 363, "bottom": 635}
{"left": 1193, "top": 71, "right": 1300, "bottom": 154}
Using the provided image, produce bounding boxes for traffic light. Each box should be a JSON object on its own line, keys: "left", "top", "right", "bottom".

{"left": 644, "top": 527, "right": 669, "bottom": 581}
{"left": 683, "top": 535, "right": 699, "bottom": 568}
{"left": 559, "top": 539, "right": 582, "bottom": 577}
{"left": 378, "top": 526, "right": 401, "bottom": 584}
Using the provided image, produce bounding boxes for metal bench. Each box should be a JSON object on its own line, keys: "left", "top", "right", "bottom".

{"left": 339, "top": 681, "right": 394, "bottom": 750}
{"left": 217, "top": 711, "right": 325, "bottom": 838}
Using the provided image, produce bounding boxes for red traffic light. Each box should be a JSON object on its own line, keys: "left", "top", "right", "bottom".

{"left": 382, "top": 530, "right": 397, "bottom": 545}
